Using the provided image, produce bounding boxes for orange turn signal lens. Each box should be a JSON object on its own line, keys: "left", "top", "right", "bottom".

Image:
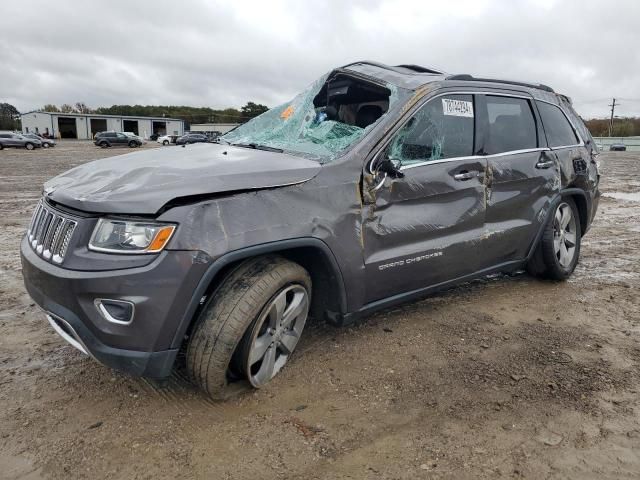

{"left": 148, "top": 226, "right": 176, "bottom": 252}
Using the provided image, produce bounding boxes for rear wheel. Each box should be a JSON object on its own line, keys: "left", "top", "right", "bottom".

{"left": 0, "top": 143, "right": 3, "bottom": 150}
{"left": 25, "top": 142, "right": 34, "bottom": 150}
{"left": 163, "top": 140, "right": 169, "bottom": 146}
{"left": 186, "top": 256, "right": 311, "bottom": 399}
{"left": 527, "top": 198, "right": 581, "bottom": 280}
{"left": 100, "top": 141, "right": 109, "bottom": 148}
{"left": 42, "top": 143, "right": 50, "bottom": 148}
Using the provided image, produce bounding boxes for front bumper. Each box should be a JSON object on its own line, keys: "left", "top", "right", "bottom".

{"left": 21, "top": 236, "right": 210, "bottom": 378}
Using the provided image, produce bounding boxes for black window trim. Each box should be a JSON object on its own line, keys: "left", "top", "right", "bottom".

{"left": 535, "top": 99, "right": 584, "bottom": 150}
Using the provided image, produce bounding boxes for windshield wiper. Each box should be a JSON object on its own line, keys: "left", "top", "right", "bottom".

{"left": 232, "top": 142, "right": 283, "bottom": 153}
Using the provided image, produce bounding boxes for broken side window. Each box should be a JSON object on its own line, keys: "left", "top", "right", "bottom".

{"left": 223, "top": 71, "right": 401, "bottom": 163}
{"left": 386, "top": 94, "right": 475, "bottom": 166}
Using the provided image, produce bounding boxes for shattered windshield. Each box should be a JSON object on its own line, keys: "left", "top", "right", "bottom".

{"left": 222, "top": 71, "right": 401, "bottom": 163}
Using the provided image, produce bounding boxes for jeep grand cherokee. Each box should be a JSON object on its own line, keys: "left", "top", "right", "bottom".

{"left": 21, "top": 61, "right": 600, "bottom": 399}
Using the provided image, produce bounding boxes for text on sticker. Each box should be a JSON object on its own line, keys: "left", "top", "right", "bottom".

{"left": 442, "top": 98, "right": 474, "bottom": 117}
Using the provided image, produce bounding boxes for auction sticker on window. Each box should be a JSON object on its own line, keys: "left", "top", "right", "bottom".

{"left": 442, "top": 98, "right": 474, "bottom": 117}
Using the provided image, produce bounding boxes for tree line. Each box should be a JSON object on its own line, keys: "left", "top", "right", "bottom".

{"left": 40, "top": 101, "right": 269, "bottom": 127}
{"left": 583, "top": 118, "right": 640, "bottom": 137}
{"left": 4, "top": 100, "right": 640, "bottom": 137}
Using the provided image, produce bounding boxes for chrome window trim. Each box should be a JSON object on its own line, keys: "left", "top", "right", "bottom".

{"left": 399, "top": 147, "right": 552, "bottom": 171}
{"left": 368, "top": 89, "right": 567, "bottom": 174}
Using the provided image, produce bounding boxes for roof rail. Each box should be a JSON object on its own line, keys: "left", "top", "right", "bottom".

{"left": 394, "top": 64, "right": 446, "bottom": 75}
{"left": 446, "top": 74, "right": 555, "bottom": 93}
{"left": 342, "top": 61, "right": 445, "bottom": 76}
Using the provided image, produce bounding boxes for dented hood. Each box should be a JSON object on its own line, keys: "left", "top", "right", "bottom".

{"left": 44, "top": 143, "right": 321, "bottom": 214}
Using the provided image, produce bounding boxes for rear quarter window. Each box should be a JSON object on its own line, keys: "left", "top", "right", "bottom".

{"left": 536, "top": 101, "right": 579, "bottom": 148}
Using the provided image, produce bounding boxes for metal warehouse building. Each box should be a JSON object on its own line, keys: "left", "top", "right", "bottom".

{"left": 20, "top": 111, "right": 184, "bottom": 140}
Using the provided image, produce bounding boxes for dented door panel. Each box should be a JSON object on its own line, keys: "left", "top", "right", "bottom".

{"left": 483, "top": 149, "right": 559, "bottom": 264}
{"left": 362, "top": 158, "right": 487, "bottom": 303}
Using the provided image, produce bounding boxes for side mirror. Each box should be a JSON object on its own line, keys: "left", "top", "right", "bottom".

{"left": 376, "top": 158, "right": 404, "bottom": 179}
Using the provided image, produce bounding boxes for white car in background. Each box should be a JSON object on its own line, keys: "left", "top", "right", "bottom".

{"left": 157, "top": 134, "right": 179, "bottom": 146}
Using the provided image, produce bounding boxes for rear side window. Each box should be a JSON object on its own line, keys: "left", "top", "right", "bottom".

{"left": 485, "top": 96, "right": 537, "bottom": 154}
{"left": 387, "top": 94, "right": 475, "bottom": 165}
{"left": 536, "top": 101, "right": 579, "bottom": 147}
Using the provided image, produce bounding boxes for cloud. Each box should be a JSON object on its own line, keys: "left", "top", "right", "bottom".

{"left": 1, "top": 0, "right": 639, "bottom": 118}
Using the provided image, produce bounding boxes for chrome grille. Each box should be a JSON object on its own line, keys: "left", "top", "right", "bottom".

{"left": 27, "top": 201, "right": 77, "bottom": 264}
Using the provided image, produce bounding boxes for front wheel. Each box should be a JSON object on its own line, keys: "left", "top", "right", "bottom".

{"left": 527, "top": 198, "right": 581, "bottom": 280}
{"left": 128, "top": 141, "right": 137, "bottom": 148}
{"left": 25, "top": 142, "right": 34, "bottom": 150}
{"left": 42, "top": 143, "right": 50, "bottom": 148}
{"left": 186, "top": 256, "right": 311, "bottom": 399}
{"left": 163, "top": 140, "right": 169, "bottom": 146}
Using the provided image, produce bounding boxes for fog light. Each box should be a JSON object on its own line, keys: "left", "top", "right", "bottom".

{"left": 94, "top": 299, "right": 135, "bottom": 325}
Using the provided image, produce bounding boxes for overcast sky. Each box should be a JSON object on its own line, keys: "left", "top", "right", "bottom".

{"left": 2, "top": 0, "right": 639, "bottom": 119}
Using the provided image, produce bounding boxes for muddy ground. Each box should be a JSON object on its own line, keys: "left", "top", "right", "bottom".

{"left": 1, "top": 141, "right": 639, "bottom": 479}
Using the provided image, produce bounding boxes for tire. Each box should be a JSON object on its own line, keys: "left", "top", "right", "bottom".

{"left": 527, "top": 198, "right": 581, "bottom": 280}
{"left": 163, "top": 140, "right": 169, "bottom": 146}
{"left": 42, "top": 143, "right": 50, "bottom": 148}
{"left": 25, "top": 142, "right": 34, "bottom": 150}
{"left": 0, "top": 143, "right": 3, "bottom": 150}
{"left": 128, "top": 141, "right": 137, "bottom": 148}
{"left": 100, "top": 141, "right": 109, "bottom": 148}
{"left": 186, "top": 256, "right": 311, "bottom": 399}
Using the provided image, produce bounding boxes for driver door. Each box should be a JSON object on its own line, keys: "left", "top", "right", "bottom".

{"left": 362, "top": 93, "right": 488, "bottom": 303}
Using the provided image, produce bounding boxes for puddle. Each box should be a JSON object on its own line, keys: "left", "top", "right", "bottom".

{"left": 603, "top": 191, "right": 640, "bottom": 202}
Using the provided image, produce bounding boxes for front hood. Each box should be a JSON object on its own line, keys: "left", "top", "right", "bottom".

{"left": 44, "top": 143, "right": 321, "bottom": 214}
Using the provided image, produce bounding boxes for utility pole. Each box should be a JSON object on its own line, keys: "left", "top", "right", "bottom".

{"left": 608, "top": 98, "right": 617, "bottom": 137}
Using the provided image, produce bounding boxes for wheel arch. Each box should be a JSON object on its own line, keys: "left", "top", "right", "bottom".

{"left": 169, "top": 238, "right": 347, "bottom": 350}
{"left": 562, "top": 190, "right": 588, "bottom": 237}
{"left": 526, "top": 188, "right": 589, "bottom": 261}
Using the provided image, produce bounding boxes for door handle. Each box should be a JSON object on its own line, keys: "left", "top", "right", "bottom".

{"left": 535, "top": 160, "right": 555, "bottom": 169}
{"left": 454, "top": 171, "right": 478, "bottom": 181}
{"left": 536, "top": 151, "right": 556, "bottom": 169}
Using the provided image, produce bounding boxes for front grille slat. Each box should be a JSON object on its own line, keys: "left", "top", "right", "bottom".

{"left": 27, "top": 200, "right": 77, "bottom": 264}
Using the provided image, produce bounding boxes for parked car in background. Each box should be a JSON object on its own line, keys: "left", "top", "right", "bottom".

{"left": 23, "top": 133, "right": 56, "bottom": 148}
{"left": 94, "top": 131, "right": 142, "bottom": 148}
{"left": 123, "top": 132, "right": 146, "bottom": 144}
{"left": 0, "top": 132, "right": 42, "bottom": 150}
{"left": 609, "top": 143, "right": 626, "bottom": 151}
{"left": 157, "top": 134, "right": 179, "bottom": 146}
{"left": 176, "top": 133, "right": 209, "bottom": 145}
{"left": 149, "top": 133, "right": 160, "bottom": 141}
{"left": 20, "top": 62, "right": 600, "bottom": 399}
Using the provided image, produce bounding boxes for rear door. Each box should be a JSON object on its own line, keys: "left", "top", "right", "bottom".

{"left": 476, "top": 93, "right": 558, "bottom": 266}
{"left": 115, "top": 133, "right": 128, "bottom": 145}
{"left": 362, "top": 93, "right": 489, "bottom": 303}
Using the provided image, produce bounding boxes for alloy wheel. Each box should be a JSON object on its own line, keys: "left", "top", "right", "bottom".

{"left": 553, "top": 202, "right": 577, "bottom": 268}
{"left": 244, "top": 284, "right": 309, "bottom": 387}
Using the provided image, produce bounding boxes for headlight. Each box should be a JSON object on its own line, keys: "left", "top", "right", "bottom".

{"left": 89, "top": 219, "right": 176, "bottom": 254}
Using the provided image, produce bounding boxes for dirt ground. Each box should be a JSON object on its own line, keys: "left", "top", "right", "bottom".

{"left": 1, "top": 141, "right": 639, "bottom": 479}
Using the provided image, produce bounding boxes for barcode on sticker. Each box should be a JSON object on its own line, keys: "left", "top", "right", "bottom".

{"left": 442, "top": 98, "right": 474, "bottom": 117}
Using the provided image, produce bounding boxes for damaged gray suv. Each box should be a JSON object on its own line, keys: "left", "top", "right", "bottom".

{"left": 21, "top": 61, "right": 600, "bottom": 398}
